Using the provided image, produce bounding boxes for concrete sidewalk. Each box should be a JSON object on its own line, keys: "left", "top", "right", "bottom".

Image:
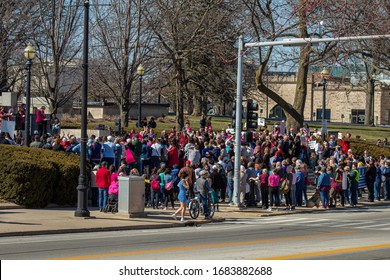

{"left": 1, "top": 197, "right": 389, "bottom": 237}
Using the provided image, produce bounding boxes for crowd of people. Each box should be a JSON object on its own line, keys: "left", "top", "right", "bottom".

{"left": 1, "top": 112, "right": 390, "bottom": 218}
{"left": 85, "top": 118, "right": 389, "bottom": 219}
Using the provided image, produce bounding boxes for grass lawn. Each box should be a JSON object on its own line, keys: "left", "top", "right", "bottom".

{"left": 62, "top": 115, "right": 389, "bottom": 144}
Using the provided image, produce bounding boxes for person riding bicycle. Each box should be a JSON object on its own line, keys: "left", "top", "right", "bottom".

{"left": 195, "top": 170, "right": 212, "bottom": 220}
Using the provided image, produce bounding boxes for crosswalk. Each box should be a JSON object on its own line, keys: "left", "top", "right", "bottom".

{"left": 226, "top": 216, "right": 390, "bottom": 231}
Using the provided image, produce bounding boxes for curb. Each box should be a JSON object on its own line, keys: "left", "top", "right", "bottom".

{"left": 0, "top": 217, "right": 225, "bottom": 238}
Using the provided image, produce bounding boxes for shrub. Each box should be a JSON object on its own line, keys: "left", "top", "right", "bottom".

{"left": 0, "top": 145, "right": 81, "bottom": 208}
{"left": 349, "top": 139, "right": 390, "bottom": 158}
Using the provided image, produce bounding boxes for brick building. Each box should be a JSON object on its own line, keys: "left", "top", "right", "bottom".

{"left": 254, "top": 73, "right": 390, "bottom": 125}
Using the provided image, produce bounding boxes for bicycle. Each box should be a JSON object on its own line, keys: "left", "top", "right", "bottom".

{"left": 188, "top": 192, "right": 215, "bottom": 219}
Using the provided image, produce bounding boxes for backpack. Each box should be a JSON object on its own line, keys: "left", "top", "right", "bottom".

{"left": 151, "top": 179, "right": 160, "bottom": 190}
{"left": 165, "top": 180, "right": 173, "bottom": 191}
{"left": 279, "top": 177, "right": 290, "bottom": 194}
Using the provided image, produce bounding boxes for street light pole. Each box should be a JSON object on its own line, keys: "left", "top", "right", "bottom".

{"left": 233, "top": 36, "right": 244, "bottom": 206}
{"left": 24, "top": 43, "right": 35, "bottom": 147}
{"left": 75, "top": 0, "right": 90, "bottom": 218}
{"left": 137, "top": 64, "right": 144, "bottom": 128}
{"left": 321, "top": 67, "right": 329, "bottom": 140}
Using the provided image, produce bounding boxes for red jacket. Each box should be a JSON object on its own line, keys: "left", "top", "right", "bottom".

{"left": 167, "top": 146, "right": 179, "bottom": 168}
{"left": 339, "top": 139, "right": 350, "bottom": 155}
{"left": 95, "top": 167, "right": 111, "bottom": 189}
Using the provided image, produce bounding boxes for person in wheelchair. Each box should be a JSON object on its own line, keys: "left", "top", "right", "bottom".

{"left": 106, "top": 172, "right": 119, "bottom": 212}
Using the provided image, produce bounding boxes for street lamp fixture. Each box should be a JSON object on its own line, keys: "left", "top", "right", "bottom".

{"left": 24, "top": 43, "right": 36, "bottom": 146}
{"left": 137, "top": 64, "right": 144, "bottom": 128}
{"left": 320, "top": 67, "right": 329, "bottom": 140}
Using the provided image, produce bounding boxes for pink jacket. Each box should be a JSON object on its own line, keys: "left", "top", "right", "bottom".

{"left": 268, "top": 173, "right": 280, "bottom": 187}
{"left": 108, "top": 173, "right": 119, "bottom": 195}
{"left": 36, "top": 109, "right": 46, "bottom": 123}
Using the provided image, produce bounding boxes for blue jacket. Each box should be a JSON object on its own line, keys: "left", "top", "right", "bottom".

{"left": 140, "top": 144, "right": 150, "bottom": 159}
{"left": 376, "top": 167, "right": 382, "bottom": 183}
{"left": 317, "top": 172, "right": 330, "bottom": 187}
{"left": 295, "top": 170, "right": 305, "bottom": 189}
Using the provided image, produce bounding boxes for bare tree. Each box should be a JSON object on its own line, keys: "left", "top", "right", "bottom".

{"left": 322, "top": 0, "right": 390, "bottom": 125}
{"left": 89, "top": 0, "right": 151, "bottom": 127}
{"left": 245, "top": 0, "right": 389, "bottom": 129}
{"left": 0, "top": 1, "right": 36, "bottom": 96}
{"left": 143, "top": 0, "right": 240, "bottom": 128}
{"left": 244, "top": 0, "right": 313, "bottom": 129}
{"left": 32, "top": 0, "right": 83, "bottom": 113}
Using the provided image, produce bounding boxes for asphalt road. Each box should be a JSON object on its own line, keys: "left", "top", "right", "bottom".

{"left": 1, "top": 206, "right": 390, "bottom": 260}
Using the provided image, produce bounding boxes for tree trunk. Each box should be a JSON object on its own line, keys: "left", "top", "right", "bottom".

{"left": 121, "top": 101, "right": 127, "bottom": 129}
{"left": 176, "top": 67, "right": 185, "bottom": 129}
{"left": 0, "top": 57, "right": 8, "bottom": 93}
{"left": 286, "top": 49, "right": 309, "bottom": 130}
{"left": 364, "top": 79, "right": 374, "bottom": 125}
{"left": 192, "top": 91, "right": 203, "bottom": 116}
{"left": 286, "top": 0, "right": 309, "bottom": 131}
{"left": 123, "top": 93, "right": 130, "bottom": 127}
{"left": 256, "top": 69, "right": 303, "bottom": 126}
{"left": 187, "top": 93, "right": 194, "bottom": 115}
{"left": 201, "top": 93, "right": 208, "bottom": 116}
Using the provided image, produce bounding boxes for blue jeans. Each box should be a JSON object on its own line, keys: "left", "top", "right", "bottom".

{"left": 269, "top": 187, "right": 279, "bottom": 206}
{"left": 151, "top": 189, "right": 160, "bottom": 209}
{"left": 227, "top": 178, "right": 234, "bottom": 203}
{"left": 303, "top": 184, "right": 308, "bottom": 204}
{"left": 149, "top": 156, "right": 160, "bottom": 171}
{"left": 136, "top": 157, "right": 142, "bottom": 174}
{"left": 296, "top": 184, "right": 303, "bottom": 206}
{"left": 114, "top": 156, "right": 121, "bottom": 172}
{"left": 343, "top": 188, "right": 351, "bottom": 205}
{"left": 320, "top": 189, "right": 329, "bottom": 207}
{"left": 350, "top": 184, "right": 358, "bottom": 206}
{"left": 374, "top": 181, "right": 381, "bottom": 200}
{"left": 385, "top": 181, "right": 390, "bottom": 200}
{"left": 98, "top": 188, "right": 108, "bottom": 210}
{"left": 101, "top": 157, "right": 114, "bottom": 167}
{"left": 290, "top": 184, "right": 296, "bottom": 206}
{"left": 199, "top": 193, "right": 209, "bottom": 216}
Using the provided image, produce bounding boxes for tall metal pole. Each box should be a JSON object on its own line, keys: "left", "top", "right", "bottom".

{"left": 321, "top": 76, "right": 327, "bottom": 140}
{"left": 310, "top": 74, "right": 314, "bottom": 121}
{"left": 371, "top": 78, "right": 375, "bottom": 126}
{"left": 75, "top": 0, "right": 90, "bottom": 217}
{"left": 25, "top": 59, "right": 32, "bottom": 146}
{"left": 138, "top": 75, "right": 143, "bottom": 128}
{"left": 233, "top": 36, "right": 244, "bottom": 206}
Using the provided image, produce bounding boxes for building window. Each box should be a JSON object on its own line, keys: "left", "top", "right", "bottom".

{"left": 351, "top": 109, "right": 365, "bottom": 124}
{"left": 316, "top": 109, "right": 331, "bottom": 121}
{"left": 269, "top": 105, "right": 286, "bottom": 119}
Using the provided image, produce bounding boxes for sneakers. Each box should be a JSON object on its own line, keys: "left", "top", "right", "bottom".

{"left": 267, "top": 207, "right": 272, "bottom": 211}
{"left": 171, "top": 214, "right": 177, "bottom": 220}
{"left": 180, "top": 218, "right": 187, "bottom": 222}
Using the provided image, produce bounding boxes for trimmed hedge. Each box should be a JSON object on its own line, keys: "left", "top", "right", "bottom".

{"left": 0, "top": 145, "right": 82, "bottom": 208}
{"left": 348, "top": 139, "right": 390, "bottom": 158}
